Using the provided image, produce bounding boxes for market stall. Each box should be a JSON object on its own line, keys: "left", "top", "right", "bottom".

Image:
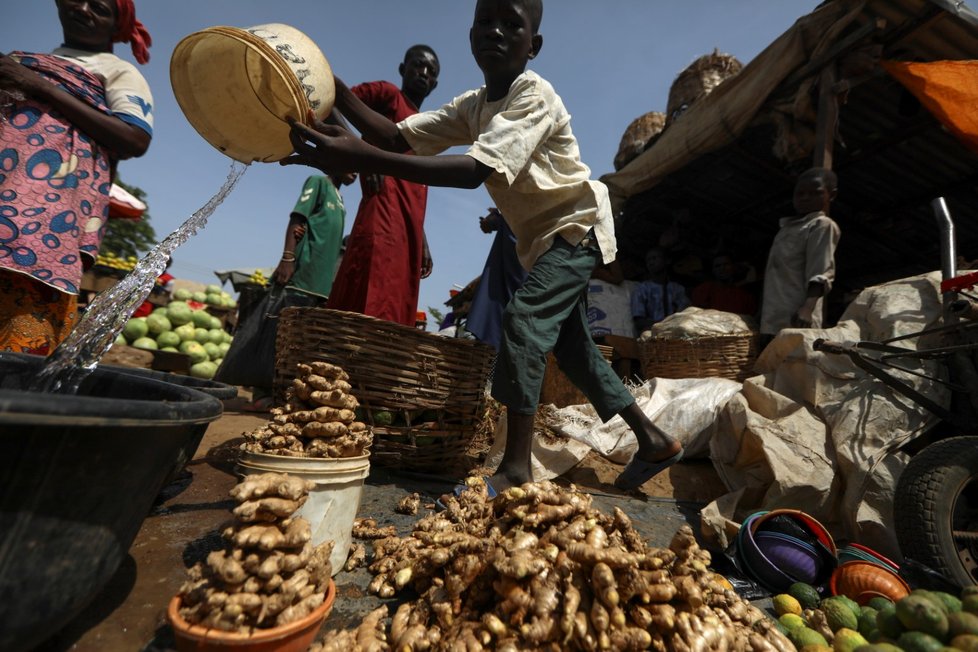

{"left": 599, "top": 0, "right": 978, "bottom": 576}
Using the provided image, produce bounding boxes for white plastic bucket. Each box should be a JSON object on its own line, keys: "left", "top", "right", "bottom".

{"left": 236, "top": 452, "right": 369, "bottom": 576}
{"left": 170, "top": 23, "right": 335, "bottom": 163}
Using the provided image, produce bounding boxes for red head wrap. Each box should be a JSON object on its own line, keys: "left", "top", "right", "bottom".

{"left": 112, "top": 0, "right": 152, "bottom": 65}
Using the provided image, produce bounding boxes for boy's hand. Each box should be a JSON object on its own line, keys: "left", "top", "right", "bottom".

{"left": 480, "top": 208, "right": 503, "bottom": 233}
{"left": 791, "top": 306, "right": 815, "bottom": 328}
{"left": 421, "top": 244, "right": 433, "bottom": 279}
{"left": 792, "top": 293, "right": 820, "bottom": 328}
{"left": 363, "top": 173, "right": 384, "bottom": 196}
{"left": 280, "top": 117, "right": 364, "bottom": 173}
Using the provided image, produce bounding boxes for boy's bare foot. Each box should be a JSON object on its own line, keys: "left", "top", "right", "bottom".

{"left": 633, "top": 439, "right": 683, "bottom": 465}
{"left": 615, "top": 446, "right": 684, "bottom": 491}
{"left": 615, "top": 401, "right": 684, "bottom": 490}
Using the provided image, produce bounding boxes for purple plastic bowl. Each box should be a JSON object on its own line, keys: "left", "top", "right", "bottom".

{"left": 754, "top": 530, "right": 823, "bottom": 585}
{"left": 737, "top": 512, "right": 799, "bottom": 592}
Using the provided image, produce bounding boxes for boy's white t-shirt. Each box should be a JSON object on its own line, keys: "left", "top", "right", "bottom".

{"left": 398, "top": 70, "right": 616, "bottom": 271}
{"left": 51, "top": 46, "right": 154, "bottom": 136}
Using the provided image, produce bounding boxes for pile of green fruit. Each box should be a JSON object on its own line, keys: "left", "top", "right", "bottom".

{"left": 115, "top": 300, "right": 233, "bottom": 379}
{"left": 772, "top": 581, "right": 978, "bottom": 651}
{"left": 172, "top": 284, "right": 237, "bottom": 310}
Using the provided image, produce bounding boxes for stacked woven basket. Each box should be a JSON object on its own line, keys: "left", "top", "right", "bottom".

{"left": 666, "top": 49, "right": 743, "bottom": 125}
{"left": 640, "top": 308, "right": 759, "bottom": 382}
{"left": 274, "top": 308, "right": 494, "bottom": 474}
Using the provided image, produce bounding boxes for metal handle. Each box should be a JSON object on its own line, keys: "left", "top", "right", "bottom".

{"left": 932, "top": 197, "right": 957, "bottom": 282}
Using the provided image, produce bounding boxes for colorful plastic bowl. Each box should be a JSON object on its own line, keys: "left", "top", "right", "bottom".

{"left": 830, "top": 560, "right": 910, "bottom": 605}
{"left": 736, "top": 509, "right": 837, "bottom": 592}
{"left": 737, "top": 512, "right": 801, "bottom": 592}
{"left": 754, "top": 531, "right": 824, "bottom": 585}
{"left": 838, "top": 543, "right": 900, "bottom": 574}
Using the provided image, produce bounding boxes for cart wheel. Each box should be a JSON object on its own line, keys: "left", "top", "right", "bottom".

{"left": 895, "top": 436, "right": 978, "bottom": 587}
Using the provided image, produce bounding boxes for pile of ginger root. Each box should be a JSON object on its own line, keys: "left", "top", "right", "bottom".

{"left": 241, "top": 362, "right": 371, "bottom": 458}
{"left": 176, "top": 472, "right": 334, "bottom": 633}
{"left": 311, "top": 479, "right": 796, "bottom": 652}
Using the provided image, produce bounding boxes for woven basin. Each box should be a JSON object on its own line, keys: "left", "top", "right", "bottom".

{"left": 640, "top": 332, "right": 758, "bottom": 381}
{"left": 274, "top": 308, "right": 494, "bottom": 473}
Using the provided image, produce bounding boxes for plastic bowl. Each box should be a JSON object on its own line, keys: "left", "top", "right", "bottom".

{"left": 755, "top": 531, "right": 823, "bottom": 585}
{"left": 830, "top": 560, "right": 910, "bottom": 604}
{"left": 838, "top": 543, "right": 900, "bottom": 574}
{"left": 0, "top": 352, "right": 224, "bottom": 652}
{"left": 737, "top": 512, "right": 800, "bottom": 592}
{"left": 168, "top": 579, "right": 335, "bottom": 652}
{"left": 737, "top": 508, "right": 838, "bottom": 592}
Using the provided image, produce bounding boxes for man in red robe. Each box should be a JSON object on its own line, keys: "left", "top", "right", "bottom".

{"left": 325, "top": 45, "right": 440, "bottom": 326}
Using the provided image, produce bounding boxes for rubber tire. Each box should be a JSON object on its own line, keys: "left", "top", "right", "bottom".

{"left": 894, "top": 436, "right": 978, "bottom": 587}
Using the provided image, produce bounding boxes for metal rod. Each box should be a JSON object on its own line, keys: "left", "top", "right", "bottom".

{"left": 932, "top": 196, "right": 957, "bottom": 282}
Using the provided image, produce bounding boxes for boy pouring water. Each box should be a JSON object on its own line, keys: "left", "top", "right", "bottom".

{"left": 284, "top": 0, "right": 682, "bottom": 492}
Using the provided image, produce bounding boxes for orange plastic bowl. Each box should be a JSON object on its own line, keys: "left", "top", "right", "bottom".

{"left": 167, "top": 579, "right": 335, "bottom": 652}
{"left": 830, "top": 560, "right": 910, "bottom": 605}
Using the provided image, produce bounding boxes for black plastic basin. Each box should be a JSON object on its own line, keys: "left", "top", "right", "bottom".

{"left": 101, "top": 364, "right": 239, "bottom": 484}
{"left": 0, "top": 352, "right": 224, "bottom": 652}
{"left": 104, "top": 365, "right": 239, "bottom": 401}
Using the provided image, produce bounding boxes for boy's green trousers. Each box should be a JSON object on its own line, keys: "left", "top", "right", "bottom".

{"left": 491, "top": 234, "right": 634, "bottom": 421}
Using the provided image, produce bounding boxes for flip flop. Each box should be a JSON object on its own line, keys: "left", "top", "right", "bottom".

{"left": 614, "top": 449, "right": 684, "bottom": 491}
{"left": 435, "top": 476, "right": 498, "bottom": 511}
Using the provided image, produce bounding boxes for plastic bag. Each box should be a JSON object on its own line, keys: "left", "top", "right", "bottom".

{"left": 215, "top": 286, "right": 316, "bottom": 389}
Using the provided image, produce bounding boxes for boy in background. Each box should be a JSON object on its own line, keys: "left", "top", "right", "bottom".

{"left": 285, "top": 0, "right": 683, "bottom": 492}
{"left": 760, "top": 167, "right": 841, "bottom": 346}
{"left": 631, "top": 246, "right": 691, "bottom": 334}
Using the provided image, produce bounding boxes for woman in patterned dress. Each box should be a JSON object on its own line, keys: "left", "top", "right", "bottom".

{"left": 0, "top": 0, "right": 153, "bottom": 354}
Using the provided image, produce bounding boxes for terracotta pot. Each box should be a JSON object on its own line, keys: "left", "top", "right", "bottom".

{"left": 167, "top": 580, "right": 335, "bottom": 651}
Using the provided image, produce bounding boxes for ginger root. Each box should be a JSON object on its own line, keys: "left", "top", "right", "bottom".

{"left": 395, "top": 492, "right": 422, "bottom": 515}
{"left": 243, "top": 362, "right": 372, "bottom": 459}
{"left": 346, "top": 479, "right": 768, "bottom": 650}
{"left": 178, "top": 473, "right": 332, "bottom": 634}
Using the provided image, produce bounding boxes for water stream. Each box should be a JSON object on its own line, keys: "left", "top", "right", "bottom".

{"left": 31, "top": 161, "right": 249, "bottom": 394}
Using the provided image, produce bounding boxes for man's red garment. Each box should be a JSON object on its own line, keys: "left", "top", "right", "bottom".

{"left": 326, "top": 81, "right": 427, "bottom": 326}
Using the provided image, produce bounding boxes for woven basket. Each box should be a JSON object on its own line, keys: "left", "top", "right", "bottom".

{"left": 666, "top": 49, "right": 742, "bottom": 124}
{"left": 614, "top": 111, "right": 666, "bottom": 171}
{"left": 640, "top": 333, "right": 758, "bottom": 382}
{"left": 540, "top": 345, "right": 615, "bottom": 408}
{"left": 274, "top": 308, "right": 495, "bottom": 473}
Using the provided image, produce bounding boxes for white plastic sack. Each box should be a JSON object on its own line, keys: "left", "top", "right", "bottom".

{"left": 587, "top": 279, "right": 638, "bottom": 338}
{"left": 485, "top": 377, "right": 742, "bottom": 481}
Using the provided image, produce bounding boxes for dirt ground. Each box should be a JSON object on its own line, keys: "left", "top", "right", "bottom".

{"left": 29, "top": 392, "right": 730, "bottom": 652}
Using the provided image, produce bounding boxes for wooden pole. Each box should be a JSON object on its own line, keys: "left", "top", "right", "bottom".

{"left": 813, "top": 63, "right": 839, "bottom": 170}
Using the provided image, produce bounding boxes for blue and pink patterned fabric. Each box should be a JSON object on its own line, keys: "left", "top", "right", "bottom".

{"left": 0, "top": 52, "right": 115, "bottom": 295}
